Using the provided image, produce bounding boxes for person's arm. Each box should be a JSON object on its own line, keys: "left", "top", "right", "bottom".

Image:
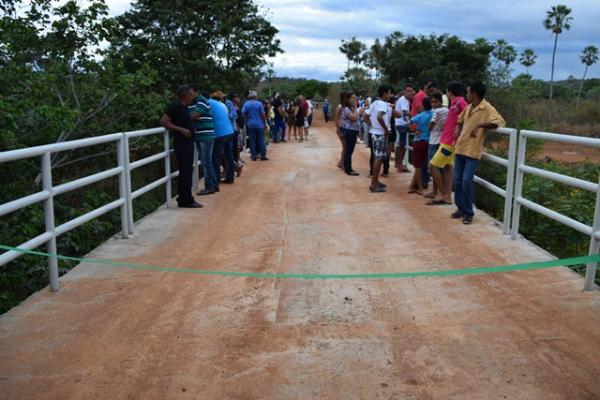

{"left": 348, "top": 108, "right": 359, "bottom": 121}
{"left": 262, "top": 111, "right": 267, "bottom": 130}
{"left": 471, "top": 108, "right": 505, "bottom": 137}
{"left": 334, "top": 105, "right": 342, "bottom": 128}
{"left": 160, "top": 113, "right": 191, "bottom": 138}
{"left": 470, "top": 122, "right": 497, "bottom": 137}
{"left": 377, "top": 111, "right": 389, "bottom": 137}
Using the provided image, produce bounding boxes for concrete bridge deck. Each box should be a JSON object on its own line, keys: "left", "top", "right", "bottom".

{"left": 1, "top": 121, "right": 599, "bottom": 399}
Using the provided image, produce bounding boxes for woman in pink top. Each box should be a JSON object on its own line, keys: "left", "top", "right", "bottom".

{"left": 428, "top": 82, "right": 468, "bottom": 205}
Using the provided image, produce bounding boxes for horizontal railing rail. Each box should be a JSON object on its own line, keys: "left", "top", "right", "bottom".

{"left": 0, "top": 125, "right": 598, "bottom": 292}
{"left": 511, "top": 130, "right": 600, "bottom": 291}
{"left": 0, "top": 127, "right": 203, "bottom": 291}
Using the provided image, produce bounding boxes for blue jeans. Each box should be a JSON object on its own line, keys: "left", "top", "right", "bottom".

{"left": 273, "top": 119, "right": 286, "bottom": 142}
{"left": 213, "top": 134, "right": 235, "bottom": 182}
{"left": 342, "top": 129, "right": 358, "bottom": 173}
{"left": 247, "top": 127, "right": 266, "bottom": 159}
{"left": 195, "top": 138, "right": 218, "bottom": 190}
{"left": 454, "top": 154, "right": 480, "bottom": 217}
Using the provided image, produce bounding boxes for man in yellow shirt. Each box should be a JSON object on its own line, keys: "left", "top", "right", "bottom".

{"left": 452, "top": 81, "right": 505, "bottom": 225}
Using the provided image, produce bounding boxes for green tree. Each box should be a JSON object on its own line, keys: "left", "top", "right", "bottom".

{"left": 543, "top": 4, "right": 573, "bottom": 100}
{"left": 339, "top": 36, "right": 366, "bottom": 71}
{"left": 109, "top": 0, "right": 283, "bottom": 92}
{"left": 492, "top": 39, "right": 517, "bottom": 85}
{"left": 519, "top": 48, "right": 537, "bottom": 75}
{"left": 576, "top": 45, "right": 599, "bottom": 107}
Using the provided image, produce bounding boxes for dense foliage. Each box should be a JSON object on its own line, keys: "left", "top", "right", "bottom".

{"left": 0, "top": 0, "right": 281, "bottom": 313}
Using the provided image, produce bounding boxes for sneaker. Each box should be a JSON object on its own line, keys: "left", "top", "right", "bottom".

{"left": 451, "top": 210, "right": 464, "bottom": 219}
{"left": 463, "top": 215, "right": 474, "bottom": 225}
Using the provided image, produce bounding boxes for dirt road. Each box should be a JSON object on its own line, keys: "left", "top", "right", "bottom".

{"left": 1, "top": 120, "right": 599, "bottom": 399}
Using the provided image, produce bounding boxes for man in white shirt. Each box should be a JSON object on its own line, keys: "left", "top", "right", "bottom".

{"left": 393, "top": 84, "right": 415, "bottom": 173}
{"left": 368, "top": 85, "right": 393, "bottom": 193}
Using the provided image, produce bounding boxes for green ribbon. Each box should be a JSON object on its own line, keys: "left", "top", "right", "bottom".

{"left": 1, "top": 244, "right": 598, "bottom": 280}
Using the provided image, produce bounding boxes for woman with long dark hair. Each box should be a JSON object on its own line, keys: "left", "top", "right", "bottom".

{"left": 340, "top": 92, "right": 360, "bottom": 175}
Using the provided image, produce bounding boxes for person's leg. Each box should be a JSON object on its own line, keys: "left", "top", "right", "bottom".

{"left": 338, "top": 131, "right": 346, "bottom": 169}
{"left": 346, "top": 130, "right": 357, "bottom": 173}
{"left": 212, "top": 136, "right": 224, "bottom": 182}
{"left": 422, "top": 153, "right": 430, "bottom": 189}
{"left": 198, "top": 139, "right": 215, "bottom": 191}
{"left": 343, "top": 130, "right": 352, "bottom": 173}
{"left": 258, "top": 128, "right": 267, "bottom": 159}
{"left": 279, "top": 120, "right": 286, "bottom": 142}
{"left": 176, "top": 143, "right": 194, "bottom": 205}
{"left": 426, "top": 144, "right": 440, "bottom": 197}
{"left": 442, "top": 165, "right": 454, "bottom": 203}
{"left": 369, "top": 135, "right": 374, "bottom": 176}
{"left": 248, "top": 128, "right": 257, "bottom": 160}
{"left": 430, "top": 165, "right": 444, "bottom": 200}
{"left": 223, "top": 134, "right": 235, "bottom": 182}
{"left": 370, "top": 135, "right": 386, "bottom": 190}
{"left": 453, "top": 155, "right": 466, "bottom": 215}
{"left": 461, "top": 157, "right": 480, "bottom": 218}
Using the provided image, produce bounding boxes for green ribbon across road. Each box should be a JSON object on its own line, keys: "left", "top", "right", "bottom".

{"left": 1, "top": 244, "right": 598, "bottom": 280}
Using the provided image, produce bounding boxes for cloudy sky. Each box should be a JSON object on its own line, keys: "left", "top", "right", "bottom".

{"left": 107, "top": 0, "right": 599, "bottom": 82}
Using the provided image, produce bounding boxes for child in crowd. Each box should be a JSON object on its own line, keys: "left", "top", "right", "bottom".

{"left": 424, "top": 91, "right": 448, "bottom": 201}
{"left": 408, "top": 97, "right": 433, "bottom": 195}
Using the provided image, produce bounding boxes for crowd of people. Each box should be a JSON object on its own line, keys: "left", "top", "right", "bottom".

{"left": 334, "top": 80, "right": 505, "bottom": 225}
{"left": 160, "top": 86, "right": 316, "bottom": 208}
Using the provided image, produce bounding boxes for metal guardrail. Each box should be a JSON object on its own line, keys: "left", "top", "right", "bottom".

{"left": 0, "top": 127, "right": 204, "bottom": 292}
{"left": 404, "top": 128, "right": 518, "bottom": 234}
{"left": 511, "top": 130, "right": 600, "bottom": 291}
{"left": 0, "top": 126, "right": 598, "bottom": 291}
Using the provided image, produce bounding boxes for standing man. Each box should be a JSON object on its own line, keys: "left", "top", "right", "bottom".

{"left": 242, "top": 91, "right": 268, "bottom": 161}
{"left": 226, "top": 93, "right": 243, "bottom": 177}
{"left": 452, "top": 81, "right": 505, "bottom": 225}
{"left": 393, "top": 84, "right": 415, "bottom": 173}
{"left": 189, "top": 87, "right": 218, "bottom": 196}
{"left": 369, "top": 85, "right": 393, "bottom": 193}
{"left": 209, "top": 91, "right": 236, "bottom": 184}
{"left": 411, "top": 81, "right": 428, "bottom": 116}
{"left": 298, "top": 95, "right": 309, "bottom": 141}
{"left": 160, "top": 85, "right": 202, "bottom": 208}
{"left": 271, "top": 94, "right": 287, "bottom": 143}
{"left": 323, "top": 98, "right": 330, "bottom": 123}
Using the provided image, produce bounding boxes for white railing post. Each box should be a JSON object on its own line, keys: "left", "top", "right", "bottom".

{"left": 164, "top": 129, "right": 172, "bottom": 208}
{"left": 41, "top": 152, "right": 59, "bottom": 292}
{"left": 503, "top": 128, "right": 518, "bottom": 235}
{"left": 511, "top": 133, "right": 527, "bottom": 240}
{"left": 583, "top": 174, "right": 600, "bottom": 291}
{"left": 123, "top": 134, "right": 134, "bottom": 235}
{"left": 117, "top": 136, "right": 129, "bottom": 239}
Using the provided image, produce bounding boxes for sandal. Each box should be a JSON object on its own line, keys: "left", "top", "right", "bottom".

{"left": 426, "top": 199, "right": 449, "bottom": 206}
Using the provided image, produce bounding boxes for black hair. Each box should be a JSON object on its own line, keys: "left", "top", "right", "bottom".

{"left": 422, "top": 97, "right": 432, "bottom": 111}
{"left": 430, "top": 90, "right": 443, "bottom": 103}
{"left": 189, "top": 84, "right": 199, "bottom": 92}
{"left": 228, "top": 93, "right": 239, "bottom": 100}
{"left": 389, "top": 96, "right": 398, "bottom": 104}
{"left": 428, "top": 80, "right": 439, "bottom": 89}
{"left": 446, "top": 81, "right": 463, "bottom": 97}
{"left": 342, "top": 92, "right": 354, "bottom": 108}
{"left": 378, "top": 84, "right": 393, "bottom": 97}
{"left": 176, "top": 85, "right": 193, "bottom": 99}
{"left": 467, "top": 81, "right": 486, "bottom": 99}
{"left": 339, "top": 90, "right": 348, "bottom": 106}
{"left": 404, "top": 83, "right": 415, "bottom": 91}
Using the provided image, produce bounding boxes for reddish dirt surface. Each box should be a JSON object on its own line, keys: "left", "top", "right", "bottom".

{"left": 1, "top": 115, "right": 600, "bottom": 399}
{"left": 541, "top": 141, "right": 600, "bottom": 163}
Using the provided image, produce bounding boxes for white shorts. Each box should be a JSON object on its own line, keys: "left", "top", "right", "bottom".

{"left": 304, "top": 118, "right": 309, "bottom": 129}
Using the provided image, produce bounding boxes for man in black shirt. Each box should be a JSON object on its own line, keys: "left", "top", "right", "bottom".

{"left": 160, "top": 85, "right": 202, "bottom": 208}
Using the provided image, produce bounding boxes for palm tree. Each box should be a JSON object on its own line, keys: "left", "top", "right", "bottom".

{"left": 576, "top": 45, "right": 599, "bottom": 107}
{"left": 543, "top": 4, "right": 573, "bottom": 100}
{"left": 519, "top": 49, "right": 537, "bottom": 75}
{"left": 492, "top": 39, "right": 517, "bottom": 84}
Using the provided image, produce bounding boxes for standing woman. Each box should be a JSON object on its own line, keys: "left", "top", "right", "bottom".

{"left": 334, "top": 91, "right": 347, "bottom": 170}
{"left": 295, "top": 96, "right": 305, "bottom": 142}
{"left": 341, "top": 92, "right": 360, "bottom": 176}
{"left": 287, "top": 100, "right": 297, "bottom": 140}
